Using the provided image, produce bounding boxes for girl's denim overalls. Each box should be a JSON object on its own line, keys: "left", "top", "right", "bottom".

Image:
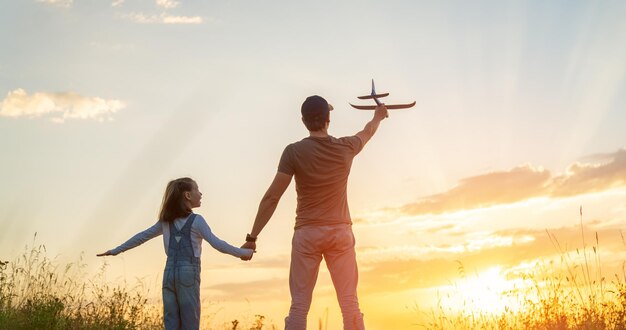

{"left": 162, "top": 213, "right": 201, "bottom": 330}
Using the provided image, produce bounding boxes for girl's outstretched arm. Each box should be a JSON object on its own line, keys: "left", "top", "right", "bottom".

{"left": 97, "top": 221, "right": 162, "bottom": 256}
{"left": 194, "top": 215, "right": 253, "bottom": 258}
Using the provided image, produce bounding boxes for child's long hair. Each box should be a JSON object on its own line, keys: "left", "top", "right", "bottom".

{"left": 159, "top": 177, "right": 195, "bottom": 223}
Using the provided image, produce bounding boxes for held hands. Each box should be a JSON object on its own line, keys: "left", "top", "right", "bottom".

{"left": 240, "top": 241, "right": 256, "bottom": 261}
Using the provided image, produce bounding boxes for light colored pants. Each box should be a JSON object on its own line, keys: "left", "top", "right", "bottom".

{"left": 285, "top": 224, "right": 365, "bottom": 330}
{"left": 162, "top": 260, "right": 201, "bottom": 330}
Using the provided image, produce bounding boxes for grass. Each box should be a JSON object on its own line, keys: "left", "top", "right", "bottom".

{"left": 417, "top": 207, "right": 626, "bottom": 329}
{"left": 0, "top": 234, "right": 276, "bottom": 330}
{"left": 0, "top": 235, "right": 162, "bottom": 330}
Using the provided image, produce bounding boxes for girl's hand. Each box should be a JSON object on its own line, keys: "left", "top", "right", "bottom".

{"left": 240, "top": 242, "right": 256, "bottom": 261}
{"left": 96, "top": 250, "right": 113, "bottom": 257}
{"left": 240, "top": 248, "right": 254, "bottom": 261}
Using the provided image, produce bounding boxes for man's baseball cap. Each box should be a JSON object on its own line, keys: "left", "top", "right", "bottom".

{"left": 301, "top": 95, "right": 334, "bottom": 120}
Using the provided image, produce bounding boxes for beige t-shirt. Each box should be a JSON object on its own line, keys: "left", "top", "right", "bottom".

{"left": 278, "top": 135, "right": 363, "bottom": 228}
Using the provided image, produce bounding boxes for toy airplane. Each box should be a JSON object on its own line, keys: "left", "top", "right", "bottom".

{"left": 349, "top": 80, "right": 416, "bottom": 110}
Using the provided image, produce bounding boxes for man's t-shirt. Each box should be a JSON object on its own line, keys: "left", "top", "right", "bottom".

{"left": 278, "top": 135, "right": 363, "bottom": 228}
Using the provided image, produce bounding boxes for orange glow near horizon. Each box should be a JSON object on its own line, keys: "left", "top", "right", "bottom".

{"left": 436, "top": 266, "right": 524, "bottom": 314}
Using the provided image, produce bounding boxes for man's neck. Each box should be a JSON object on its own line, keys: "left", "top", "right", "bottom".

{"left": 308, "top": 129, "right": 329, "bottom": 138}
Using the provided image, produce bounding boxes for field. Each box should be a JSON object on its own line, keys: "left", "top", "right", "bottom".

{"left": 2, "top": 220, "right": 626, "bottom": 330}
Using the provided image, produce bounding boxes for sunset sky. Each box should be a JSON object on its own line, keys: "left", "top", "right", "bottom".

{"left": 2, "top": 1, "right": 626, "bottom": 328}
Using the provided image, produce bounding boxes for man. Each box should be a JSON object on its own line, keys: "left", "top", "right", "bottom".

{"left": 242, "top": 95, "right": 388, "bottom": 330}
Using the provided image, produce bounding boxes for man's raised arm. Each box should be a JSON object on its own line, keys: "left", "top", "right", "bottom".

{"left": 355, "top": 103, "right": 388, "bottom": 146}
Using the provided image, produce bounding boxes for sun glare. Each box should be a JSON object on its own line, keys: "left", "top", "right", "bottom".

{"left": 439, "top": 266, "right": 521, "bottom": 314}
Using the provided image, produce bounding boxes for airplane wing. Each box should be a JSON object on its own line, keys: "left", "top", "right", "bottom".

{"left": 357, "top": 93, "right": 389, "bottom": 99}
{"left": 349, "top": 101, "right": 416, "bottom": 110}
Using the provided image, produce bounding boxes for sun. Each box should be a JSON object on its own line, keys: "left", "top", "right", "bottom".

{"left": 438, "top": 266, "right": 521, "bottom": 314}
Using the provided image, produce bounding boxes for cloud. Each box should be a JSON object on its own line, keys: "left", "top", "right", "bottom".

{"left": 117, "top": 1, "right": 205, "bottom": 25}
{"left": 550, "top": 151, "right": 626, "bottom": 197}
{"left": 0, "top": 89, "right": 125, "bottom": 123}
{"left": 123, "top": 12, "right": 202, "bottom": 24}
{"left": 111, "top": 0, "right": 125, "bottom": 7}
{"left": 156, "top": 0, "right": 179, "bottom": 9}
{"left": 397, "top": 149, "right": 626, "bottom": 216}
{"left": 399, "top": 164, "right": 551, "bottom": 216}
{"left": 37, "top": 0, "right": 72, "bottom": 8}
{"left": 357, "top": 224, "right": 626, "bottom": 294}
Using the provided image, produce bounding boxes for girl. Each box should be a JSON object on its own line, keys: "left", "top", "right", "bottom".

{"left": 97, "top": 177, "right": 253, "bottom": 330}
